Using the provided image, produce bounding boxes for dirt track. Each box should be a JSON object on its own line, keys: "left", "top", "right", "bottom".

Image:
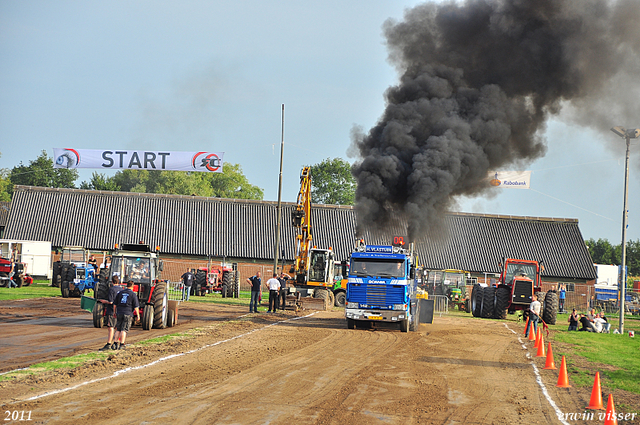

{"left": 0, "top": 297, "right": 605, "bottom": 425}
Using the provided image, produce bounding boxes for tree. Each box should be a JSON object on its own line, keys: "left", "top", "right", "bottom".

{"left": 8, "top": 150, "right": 78, "bottom": 196}
{"left": 586, "top": 237, "right": 640, "bottom": 283}
{"left": 0, "top": 169, "right": 11, "bottom": 202}
{"left": 101, "top": 163, "right": 263, "bottom": 199}
{"left": 80, "top": 172, "right": 121, "bottom": 191}
{"left": 308, "top": 157, "right": 356, "bottom": 205}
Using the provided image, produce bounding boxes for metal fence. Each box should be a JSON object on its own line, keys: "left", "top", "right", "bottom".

{"left": 431, "top": 295, "right": 449, "bottom": 316}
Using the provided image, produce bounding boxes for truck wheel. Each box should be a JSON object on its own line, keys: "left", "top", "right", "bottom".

{"left": 61, "top": 281, "right": 70, "bottom": 298}
{"left": 335, "top": 291, "right": 346, "bottom": 307}
{"left": 543, "top": 291, "right": 558, "bottom": 325}
{"left": 481, "top": 286, "right": 496, "bottom": 318}
{"left": 142, "top": 305, "right": 154, "bottom": 330}
{"left": 410, "top": 304, "right": 420, "bottom": 331}
{"left": 152, "top": 281, "right": 168, "bottom": 329}
{"left": 400, "top": 318, "right": 409, "bottom": 332}
{"left": 167, "top": 308, "right": 175, "bottom": 327}
{"left": 471, "top": 284, "right": 482, "bottom": 317}
{"left": 347, "top": 318, "right": 355, "bottom": 329}
{"left": 494, "top": 285, "right": 510, "bottom": 319}
{"left": 93, "top": 302, "right": 104, "bottom": 328}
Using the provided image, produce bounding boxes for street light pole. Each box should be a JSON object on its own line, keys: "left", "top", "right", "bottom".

{"left": 273, "top": 104, "right": 285, "bottom": 277}
{"left": 610, "top": 126, "right": 640, "bottom": 334}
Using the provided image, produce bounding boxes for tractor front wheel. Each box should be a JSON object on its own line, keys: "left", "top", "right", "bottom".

{"left": 61, "top": 281, "right": 70, "bottom": 298}
{"left": 93, "top": 302, "right": 104, "bottom": 328}
{"left": 152, "top": 281, "right": 168, "bottom": 329}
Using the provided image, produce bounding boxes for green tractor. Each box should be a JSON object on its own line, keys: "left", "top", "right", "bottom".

{"left": 429, "top": 269, "right": 472, "bottom": 312}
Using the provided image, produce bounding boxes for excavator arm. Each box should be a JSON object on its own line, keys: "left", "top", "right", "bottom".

{"left": 292, "top": 167, "right": 312, "bottom": 284}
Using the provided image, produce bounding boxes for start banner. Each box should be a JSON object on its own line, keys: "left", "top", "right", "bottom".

{"left": 53, "top": 149, "right": 224, "bottom": 173}
{"left": 488, "top": 171, "right": 531, "bottom": 189}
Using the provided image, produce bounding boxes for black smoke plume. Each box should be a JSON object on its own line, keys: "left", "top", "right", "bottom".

{"left": 352, "top": 0, "right": 640, "bottom": 241}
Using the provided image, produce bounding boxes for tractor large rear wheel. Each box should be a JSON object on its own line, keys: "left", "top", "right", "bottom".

{"left": 494, "top": 286, "right": 510, "bottom": 319}
{"left": 61, "top": 281, "right": 70, "bottom": 298}
{"left": 142, "top": 305, "right": 154, "bottom": 330}
{"left": 92, "top": 302, "right": 104, "bottom": 328}
{"left": 195, "top": 270, "right": 206, "bottom": 296}
{"left": 543, "top": 291, "right": 558, "bottom": 325}
{"left": 52, "top": 262, "right": 61, "bottom": 287}
{"left": 471, "top": 284, "right": 482, "bottom": 317}
{"left": 152, "top": 281, "right": 168, "bottom": 329}
{"left": 481, "top": 286, "right": 496, "bottom": 318}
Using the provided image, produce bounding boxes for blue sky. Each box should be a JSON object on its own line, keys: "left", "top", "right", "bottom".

{"left": 1, "top": 0, "right": 638, "bottom": 243}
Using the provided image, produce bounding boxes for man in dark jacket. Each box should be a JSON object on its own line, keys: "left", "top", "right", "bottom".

{"left": 246, "top": 271, "right": 261, "bottom": 313}
{"left": 112, "top": 279, "right": 140, "bottom": 350}
{"left": 181, "top": 269, "right": 195, "bottom": 301}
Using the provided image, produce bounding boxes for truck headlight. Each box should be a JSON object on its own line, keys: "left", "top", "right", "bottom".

{"left": 346, "top": 302, "right": 358, "bottom": 309}
{"left": 392, "top": 304, "right": 407, "bottom": 310}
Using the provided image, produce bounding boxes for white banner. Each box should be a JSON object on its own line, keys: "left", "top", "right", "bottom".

{"left": 488, "top": 171, "right": 531, "bottom": 189}
{"left": 53, "top": 149, "right": 224, "bottom": 173}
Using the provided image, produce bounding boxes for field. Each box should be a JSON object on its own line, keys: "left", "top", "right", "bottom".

{"left": 0, "top": 293, "right": 639, "bottom": 424}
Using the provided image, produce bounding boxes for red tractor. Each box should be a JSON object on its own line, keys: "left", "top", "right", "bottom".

{"left": 470, "top": 258, "right": 558, "bottom": 325}
{"left": 93, "top": 243, "right": 176, "bottom": 330}
{"left": 192, "top": 264, "right": 238, "bottom": 298}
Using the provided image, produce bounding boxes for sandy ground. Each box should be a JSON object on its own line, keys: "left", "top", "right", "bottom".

{"left": 1, "top": 298, "right": 637, "bottom": 425}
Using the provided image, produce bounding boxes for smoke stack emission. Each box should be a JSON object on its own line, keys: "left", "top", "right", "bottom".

{"left": 351, "top": 0, "right": 640, "bottom": 241}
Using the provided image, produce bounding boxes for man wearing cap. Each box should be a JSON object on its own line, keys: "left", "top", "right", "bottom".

{"left": 112, "top": 279, "right": 140, "bottom": 350}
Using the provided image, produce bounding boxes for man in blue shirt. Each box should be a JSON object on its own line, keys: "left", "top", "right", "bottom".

{"left": 98, "top": 275, "right": 123, "bottom": 351}
{"left": 112, "top": 279, "right": 140, "bottom": 350}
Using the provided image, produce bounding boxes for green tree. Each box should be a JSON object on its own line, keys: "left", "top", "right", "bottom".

{"left": 106, "top": 163, "right": 263, "bottom": 199}
{"left": 308, "top": 157, "right": 355, "bottom": 205}
{"left": 8, "top": 150, "right": 78, "bottom": 196}
{"left": 80, "top": 172, "right": 121, "bottom": 191}
{"left": 586, "top": 238, "right": 640, "bottom": 284}
{"left": 0, "top": 169, "right": 11, "bottom": 202}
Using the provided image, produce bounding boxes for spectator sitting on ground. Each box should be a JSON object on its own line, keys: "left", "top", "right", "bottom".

{"left": 578, "top": 313, "right": 598, "bottom": 332}
{"left": 568, "top": 308, "right": 579, "bottom": 331}
{"left": 597, "top": 311, "right": 611, "bottom": 333}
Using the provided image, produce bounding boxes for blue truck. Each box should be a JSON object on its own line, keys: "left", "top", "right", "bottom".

{"left": 345, "top": 243, "right": 420, "bottom": 332}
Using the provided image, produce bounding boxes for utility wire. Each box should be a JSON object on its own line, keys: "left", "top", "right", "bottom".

{"left": 529, "top": 188, "right": 616, "bottom": 222}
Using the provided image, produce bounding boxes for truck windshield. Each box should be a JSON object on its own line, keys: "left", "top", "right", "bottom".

{"left": 111, "top": 256, "right": 151, "bottom": 284}
{"left": 505, "top": 263, "right": 537, "bottom": 284}
{"left": 350, "top": 259, "right": 405, "bottom": 278}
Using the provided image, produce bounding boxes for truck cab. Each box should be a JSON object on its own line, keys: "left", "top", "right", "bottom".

{"left": 345, "top": 244, "right": 419, "bottom": 332}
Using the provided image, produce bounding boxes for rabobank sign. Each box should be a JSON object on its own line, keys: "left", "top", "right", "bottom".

{"left": 488, "top": 171, "right": 531, "bottom": 190}
{"left": 365, "top": 245, "right": 393, "bottom": 253}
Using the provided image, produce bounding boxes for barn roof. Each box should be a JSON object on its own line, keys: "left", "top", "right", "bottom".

{"left": 5, "top": 185, "right": 596, "bottom": 280}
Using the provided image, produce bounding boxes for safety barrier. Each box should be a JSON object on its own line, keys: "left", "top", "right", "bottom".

{"left": 431, "top": 295, "right": 449, "bottom": 316}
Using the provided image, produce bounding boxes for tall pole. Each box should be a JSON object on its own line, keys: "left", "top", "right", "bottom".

{"left": 619, "top": 135, "right": 630, "bottom": 334}
{"left": 273, "top": 104, "right": 285, "bottom": 276}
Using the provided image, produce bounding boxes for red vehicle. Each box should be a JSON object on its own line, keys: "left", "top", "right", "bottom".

{"left": 93, "top": 243, "right": 176, "bottom": 330}
{"left": 192, "top": 265, "right": 238, "bottom": 298}
{"left": 470, "top": 258, "right": 558, "bottom": 325}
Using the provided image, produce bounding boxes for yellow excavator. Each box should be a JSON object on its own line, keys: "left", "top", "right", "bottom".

{"left": 289, "top": 167, "right": 336, "bottom": 309}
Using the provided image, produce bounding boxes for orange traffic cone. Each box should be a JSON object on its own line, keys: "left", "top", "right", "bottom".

{"left": 528, "top": 326, "right": 536, "bottom": 341}
{"left": 604, "top": 394, "right": 618, "bottom": 425}
{"left": 534, "top": 327, "right": 541, "bottom": 348}
{"left": 586, "top": 372, "right": 604, "bottom": 410}
{"left": 556, "top": 355, "right": 571, "bottom": 388}
{"left": 523, "top": 316, "right": 530, "bottom": 335}
{"left": 536, "top": 332, "right": 546, "bottom": 357}
{"left": 543, "top": 342, "right": 556, "bottom": 370}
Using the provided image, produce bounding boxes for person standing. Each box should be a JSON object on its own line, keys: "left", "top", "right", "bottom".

{"left": 266, "top": 273, "right": 281, "bottom": 313}
{"left": 277, "top": 270, "right": 291, "bottom": 311}
{"left": 112, "top": 279, "right": 140, "bottom": 350}
{"left": 559, "top": 284, "right": 566, "bottom": 312}
{"left": 181, "top": 269, "right": 195, "bottom": 301}
{"left": 524, "top": 294, "right": 541, "bottom": 338}
{"left": 98, "top": 276, "right": 123, "bottom": 351}
{"left": 247, "top": 271, "right": 261, "bottom": 313}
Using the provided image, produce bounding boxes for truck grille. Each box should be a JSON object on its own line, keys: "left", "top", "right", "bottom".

{"left": 512, "top": 281, "right": 533, "bottom": 305}
{"left": 348, "top": 284, "right": 405, "bottom": 308}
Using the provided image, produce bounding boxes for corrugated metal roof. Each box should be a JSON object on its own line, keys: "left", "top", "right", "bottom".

{"left": 5, "top": 185, "right": 596, "bottom": 280}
